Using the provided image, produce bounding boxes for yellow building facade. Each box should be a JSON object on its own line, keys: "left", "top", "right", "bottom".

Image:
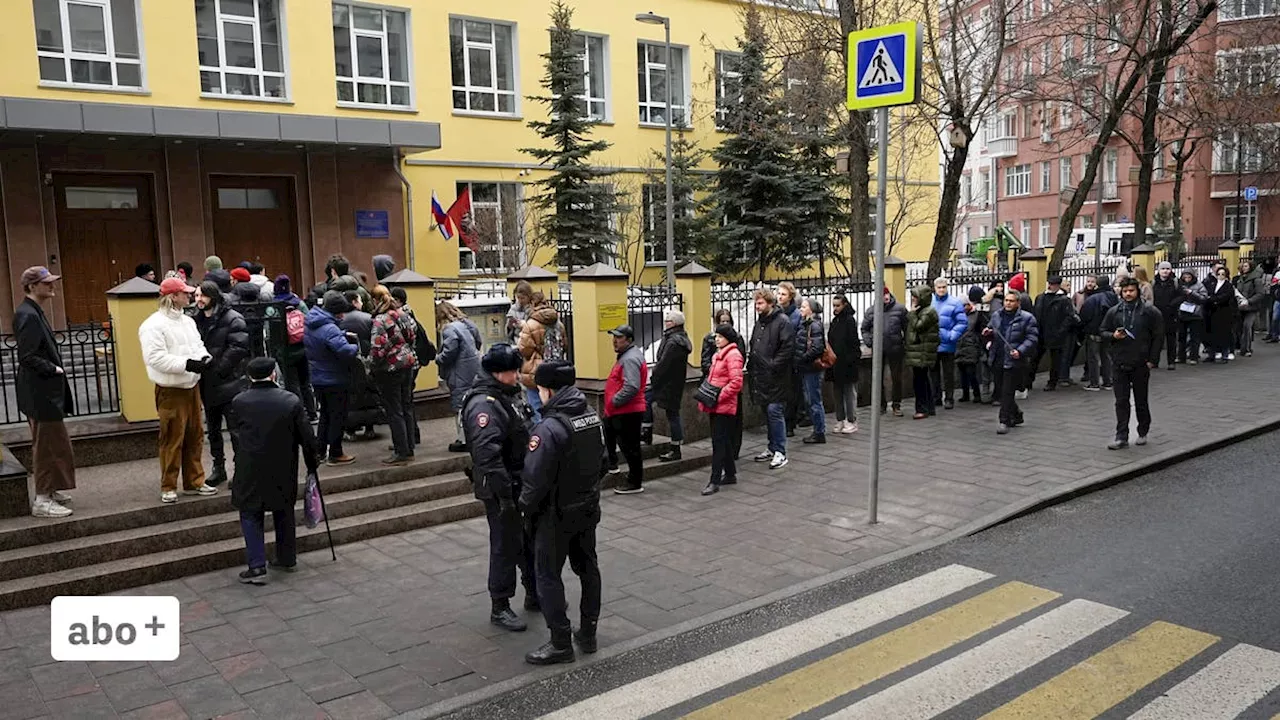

{"left": 0, "top": 0, "right": 938, "bottom": 331}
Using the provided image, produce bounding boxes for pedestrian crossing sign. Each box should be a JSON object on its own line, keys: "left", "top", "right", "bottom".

{"left": 847, "top": 22, "right": 920, "bottom": 110}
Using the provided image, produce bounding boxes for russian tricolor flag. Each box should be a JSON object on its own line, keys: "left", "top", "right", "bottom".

{"left": 431, "top": 191, "right": 454, "bottom": 240}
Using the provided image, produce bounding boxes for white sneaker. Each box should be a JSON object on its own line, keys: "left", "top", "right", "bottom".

{"left": 753, "top": 450, "right": 773, "bottom": 462}
{"left": 1135, "top": 435, "right": 1148, "bottom": 446}
{"left": 841, "top": 420, "right": 859, "bottom": 434}
{"left": 51, "top": 491, "right": 72, "bottom": 505}
{"left": 1228, "top": 353, "right": 1236, "bottom": 360}
{"left": 1015, "top": 389, "right": 1029, "bottom": 400}
{"left": 160, "top": 491, "right": 178, "bottom": 504}
{"left": 769, "top": 452, "right": 788, "bottom": 470}
{"left": 183, "top": 485, "right": 218, "bottom": 496}
{"left": 32, "top": 500, "right": 71, "bottom": 518}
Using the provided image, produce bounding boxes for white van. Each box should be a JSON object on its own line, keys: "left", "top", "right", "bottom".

{"left": 1068, "top": 223, "right": 1158, "bottom": 256}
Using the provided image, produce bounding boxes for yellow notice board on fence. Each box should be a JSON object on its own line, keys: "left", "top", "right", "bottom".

{"left": 598, "top": 303, "right": 627, "bottom": 329}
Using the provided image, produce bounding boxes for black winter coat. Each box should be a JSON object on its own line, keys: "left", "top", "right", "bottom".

{"left": 955, "top": 307, "right": 989, "bottom": 366}
{"left": 650, "top": 327, "right": 692, "bottom": 409}
{"left": 194, "top": 303, "right": 250, "bottom": 408}
{"left": 230, "top": 381, "right": 319, "bottom": 513}
{"left": 1032, "top": 290, "right": 1079, "bottom": 349}
{"left": 14, "top": 298, "right": 72, "bottom": 422}
{"left": 827, "top": 307, "right": 861, "bottom": 384}
{"left": 860, "top": 295, "right": 907, "bottom": 357}
{"left": 1101, "top": 300, "right": 1164, "bottom": 368}
{"left": 1152, "top": 276, "right": 1181, "bottom": 323}
{"left": 748, "top": 308, "right": 796, "bottom": 405}
{"left": 796, "top": 317, "right": 827, "bottom": 370}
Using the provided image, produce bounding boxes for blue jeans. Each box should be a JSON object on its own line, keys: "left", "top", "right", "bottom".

{"left": 802, "top": 372, "right": 826, "bottom": 435}
{"left": 525, "top": 387, "right": 543, "bottom": 423}
{"left": 240, "top": 509, "right": 296, "bottom": 570}
{"left": 1270, "top": 302, "right": 1280, "bottom": 338}
{"left": 765, "top": 402, "right": 787, "bottom": 455}
{"left": 642, "top": 386, "right": 684, "bottom": 443}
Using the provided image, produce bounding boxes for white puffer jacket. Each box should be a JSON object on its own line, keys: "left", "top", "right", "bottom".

{"left": 139, "top": 307, "right": 208, "bottom": 389}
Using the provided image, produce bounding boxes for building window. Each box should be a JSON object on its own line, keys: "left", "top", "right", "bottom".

{"left": 1060, "top": 157, "right": 1071, "bottom": 189}
{"left": 65, "top": 185, "right": 139, "bottom": 209}
{"left": 1154, "top": 144, "right": 1166, "bottom": 181}
{"left": 216, "top": 187, "right": 279, "bottom": 209}
{"left": 1220, "top": 0, "right": 1278, "bottom": 20}
{"left": 637, "top": 41, "right": 688, "bottom": 127}
{"left": 1104, "top": 212, "right": 1118, "bottom": 224}
{"left": 449, "top": 17, "right": 517, "bottom": 115}
{"left": 641, "top": 184, "right": 692, "bottom": 264}
{"left": 1224, "top": 204, "right": 1258, "bottom": 238}
{"left": 961, "top": 173, "right": 972, "bottom": 206}
{"left": 1005, "top": 164, "right": 1031, "bottom": 197}
{"left": 977, "top": 169, "right": 989, "bottom": 204}
{"left": 333, "top": 4, "right": 410, "bottom": 108}
{"left": 1216, "top": 46, "right": 1280, "bottom": 96}
{"left": 1171, "top": 65, "right": 1186, "bottom": 104}
{"left": 457, "top": 182, "right": 522, "bottom": 273}
{"left": 997, "top": 111, "right": 1017, "bottom": 139}
{"left": 34, "top": 0, "right": 143, "bottom": 88}
{"left": 1059, "top": 101, "right": 1072, "bottom": 128}
{"left": 572, "top": 33, "right": 608, "bottom": 122}
{"left": 1039, "top": 218, "right": 1051, "bottom": 247}
{"left": 1020, "top": 219, "right": 1031, "bottom": 247}
{"left": 196, "top": 0, "right": 285, "bottom": 99}
{"left": 1080, "top": 215, "right": 1093, "bottom": 228}
{"left": 714, "top": 51, "right": 742, "bottom": 129}
{"left": 1040, "top": 161, "right": 1051, "bottom": 193}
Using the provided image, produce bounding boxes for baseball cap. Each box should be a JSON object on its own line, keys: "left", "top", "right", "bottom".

{"left": 20, "top": 267, "right": 60, "bottom": 287}
{"left": 159, "top": 277, "right": 196, "bottom": 296}
{"left": 605, "top": 324, "right": 634, "bottom": 339}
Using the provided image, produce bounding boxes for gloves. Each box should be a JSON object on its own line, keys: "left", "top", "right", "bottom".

{"left": 185, "top": 357, "right": 209, "bottom": 373}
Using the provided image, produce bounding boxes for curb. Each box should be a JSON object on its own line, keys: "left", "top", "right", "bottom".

{"left": 396, "top": 415, "right": 1280, "bottom": 720}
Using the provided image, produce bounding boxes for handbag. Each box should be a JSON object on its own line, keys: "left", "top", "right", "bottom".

{"left": 813, "top": 344, "right": 837, "bottom": 371}
{"left": 695, "top": 379, "right": 721, "bottom": 408}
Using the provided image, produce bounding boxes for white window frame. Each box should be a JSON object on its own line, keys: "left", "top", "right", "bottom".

{"left": 1224, "top": 204, "right": 1259, "bottom": 238}
{"left": 1060, "top": 157, "right": 1071, "bottom": 189}
{"left": 1039, "top": 218, "right": 1051, "bottom": 247}
{"left": 333, "top": 3, "right": 413, "bottom": 110}
{"left": 457, "top": 181, "right": 524, "bottom": 274}
{"left": 1220, "top": 0, "right": 1278, "bottom": 21}
{"left": 573, "top": 32, "right": 610, "bottom": 123}
{"left": 35, "top": 0, "right": 145, "bottom": 91}
{"left": 714, "top": 50, "right": 743, "bottom": 130}
{"left": 1059, "top": 100, "right": 1073, "bottom": 128}
{"left": 637, "top": 40, "right": 690, "bottom": 128}
{"left": 977, "top": 168, "right": 990, "bottom": 204}
{"left": 1171, "top": 65, "right": 1186, "bottom": 104}
{"left": 1040, "top": 161, "right": 1052, "bottom": 193}
{"left": 1213, "top": 126, "right": 1278, "bottom": 173}
{"left": 450, "top": 16, "right": 519, "bottom": 117}
{"left": 1020, "top": 219, "right": 1031, "bottom": 246}
{"left": 961, "top": 173, "right": 972, "bottom": 206}
{"left": 197, "top": 0, "right": 288, "bottom": 101}
{"left": 1005, "top": 163, "right": 1031, "bottom": 197}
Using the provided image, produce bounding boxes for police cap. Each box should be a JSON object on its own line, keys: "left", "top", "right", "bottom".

{"left": 481, "top": 343, "right": 523, "bottom": 372}
{"left": 534, "top": 360, "right": 576, "bottom": 390}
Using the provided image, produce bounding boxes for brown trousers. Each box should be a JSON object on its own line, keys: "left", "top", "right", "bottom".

{"left": 155, "top": 386, "right": 205, "bottom": 493}
{"left": 27, "top": 419, "right": 75, "bottom": 495}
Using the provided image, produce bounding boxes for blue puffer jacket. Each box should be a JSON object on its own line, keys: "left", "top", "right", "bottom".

{"left": 437, "top": 318, "right": 482, "bottom": 407}
{"left": 304, "top": 306, "right": 359, "bottom": 388}
{"left": 934, "top": 291, "right": 969, "bottom": 354}
{"left": 987, "top": 307, "right": 1040, "bottom": 370}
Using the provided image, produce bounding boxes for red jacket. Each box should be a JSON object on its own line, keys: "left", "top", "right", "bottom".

{"left": 604, "top": 344, "right": 647, "bottom": 416}
{"left": 701, "top": 344, "right": 744, "bottom": 415}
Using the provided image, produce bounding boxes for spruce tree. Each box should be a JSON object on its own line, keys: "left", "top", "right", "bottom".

{"left": 709, "top": 6, "right": 808, "bottom": 281}
{"left": 785, "top": 54, "right": 845, "bottom": 281}
{"left": 644, "top": 131, "right": 716, "bottom": 278}
{"left": 521, "top": 1, "right": 623, "bottom": 272}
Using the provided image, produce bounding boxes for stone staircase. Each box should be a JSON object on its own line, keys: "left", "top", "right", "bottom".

{"left": 0, "top": 438, "right": 708, "bottom": 610}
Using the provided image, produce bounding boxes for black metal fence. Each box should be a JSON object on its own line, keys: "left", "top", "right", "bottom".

{"left": 626, "top": 286, "right": 683, "bottom": 363}
{"left": 547, "top": 284, "right": 575, "bottom": 364}
{"left": 433, "top": 277, "right": 508, "bottom": 300}
{"left": 0, "top": 320, "right": 120, "bottom": 425}
{"left": 789, "top": 276, "right": 879, "bottom": 321}
{"left": 1175, "top": 255, "right": 1221, "bottom": 280}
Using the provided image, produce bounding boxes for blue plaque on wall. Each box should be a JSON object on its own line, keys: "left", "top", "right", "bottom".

{"left": 355, "top": 210, "right": 390, "bottom": 238}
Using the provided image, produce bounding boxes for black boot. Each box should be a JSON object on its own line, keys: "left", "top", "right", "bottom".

{"left": 640, "top": 426, "right": 653, "bottom": 445}
{"left": 574, "top": 620, "right": 598, "bottom": 654}
{"left": 524, "top": 593, "right": 541, "bottom": 612}
{"left": 659, "top": 446, "right": 681, "bottom": 462}
{"left": 206, "top": 462, "right": 227, "bottom": 488}
{"left": 490, "top": 600, "right": 527, "bottom": 632}
{"left": 525, "top": 629, "right": 575, "bottom": 665}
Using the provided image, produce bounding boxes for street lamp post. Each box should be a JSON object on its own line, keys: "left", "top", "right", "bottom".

{"left": 637, "top": 12, "right": 676, "bottom": 288}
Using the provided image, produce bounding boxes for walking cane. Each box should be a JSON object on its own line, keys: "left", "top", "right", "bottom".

{"left": 308, "top": 472, "right": 338, "bottom": 561}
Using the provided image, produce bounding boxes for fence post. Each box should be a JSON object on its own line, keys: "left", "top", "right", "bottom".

{"left": 1218, "top": 239, "right": 1241, "bottom": 272}
{"left": 1153, "top": 244, "right": 1168, "bottom": 267}
{"left": 1020, "top": 248, "right": 1048, "bottom": 295}
{"left": 676, "top": 262, "right": 713, "bottom": 367}
{"left": 106, "top": 278, "right": 161, "bottom": 423}
{"left": 507, "top": 265, "right": 559, "bottom": 301}
{"left": 986, "top": 246, "right": 998, "bottom": 271}
{"left": 382, "top": 269, "right": 439, "bottom": 392}
{"left": 882, "top": 255, "right": 907, "bottom": 301}
{"left": 1129, "top": 243, "right": 1156, "bottom": 277}
{"left": 569, "top": 263, "right": 628, "bottom": 381}
{"left": 1237, "top": 238, "right": 1255, "bottom": 268}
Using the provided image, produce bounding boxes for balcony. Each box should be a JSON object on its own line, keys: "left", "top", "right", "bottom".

{"left": 1061, "top": 58, "right": 1101, "bottom": 78}
{"left": 987, "top": 136, "right": 1019, "bottom": 158}
{"left": 1083, "top": 180, "right": 1121, "bottom": 202}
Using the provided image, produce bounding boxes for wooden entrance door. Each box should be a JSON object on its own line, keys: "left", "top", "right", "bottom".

{"left": 54, "top": 174, "right": 158, "bottom": 325}
{"left": 210, "top": 176, "right": 299, "bottom": 284}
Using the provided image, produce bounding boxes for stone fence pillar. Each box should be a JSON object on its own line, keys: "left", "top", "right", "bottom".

{"left": 106, "top": 278, "right": 161, "bottom": 423}
{"left": 675, "top": 262, "right": 713, "bottom": 367}
{"left": 1218, "top": 240, "right": 1241, "bottom": 273}
{"left": 569, "top": 263, "right": 629, "bottom": 381}
{"left": 1020, "top": 248, "right": 1048, "bottom": 296}
{"left": 882, "top": 255, "right": 907, "bottom": 303}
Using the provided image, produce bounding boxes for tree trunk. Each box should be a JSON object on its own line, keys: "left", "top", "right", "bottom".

{"left": 838, "top": 0, "right": 872, "bottom": 277}
{"left": 1132, "top": 3, "right": 1175, "bottom": 252}
{"left": 1172, "top": 156, "right": 1187, "bottom": 260}
{"left": 929, "top": 131, "right": 970, "bottom": 281}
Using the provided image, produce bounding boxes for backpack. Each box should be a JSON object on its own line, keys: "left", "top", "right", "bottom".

{"left": 411, "top": 315, "right": 437, "bottom": 364}
{"left": 543, "top": 321, "right": 566, "bottom": 362}
{"left": 285, "top": 308, "right": 305, "bottom": 345}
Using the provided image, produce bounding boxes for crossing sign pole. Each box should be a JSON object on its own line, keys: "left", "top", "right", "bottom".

{"left": 848, "top": 22, "right": 921, "bottom": 525}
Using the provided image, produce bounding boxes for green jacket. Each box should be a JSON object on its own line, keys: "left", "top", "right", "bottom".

{"left": 905, "top": 285, "right": 940, "bottom": 368}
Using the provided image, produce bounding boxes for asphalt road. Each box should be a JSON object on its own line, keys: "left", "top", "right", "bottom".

{"left": 431, "top": 429, "right": 1280, "bottom": 719}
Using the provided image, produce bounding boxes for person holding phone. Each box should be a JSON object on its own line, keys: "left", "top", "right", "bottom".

{"left": 1100, "top": 278, "right": 1164, "bottom": 450}
{"left": 984, "top": 290, "right": 1039, "bottom": 435}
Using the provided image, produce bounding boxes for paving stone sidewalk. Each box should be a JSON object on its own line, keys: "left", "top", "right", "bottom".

{"left": 1, "top": 349, "right": 1278, "bottom": 719}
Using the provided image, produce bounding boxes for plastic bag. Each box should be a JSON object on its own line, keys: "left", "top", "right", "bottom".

{"left": 304, "top": 472, "right": 324, "bottom": 529}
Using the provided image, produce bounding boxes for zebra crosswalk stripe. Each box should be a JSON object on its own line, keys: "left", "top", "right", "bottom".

{"left": 825, "top": 598, "right": 1129, "bottom": 720}
{"left": 1127, "top": 643, "right": 1280, "bottom": 720}
{"left": 539, "top": 564, "right": 993, "bottom": 720}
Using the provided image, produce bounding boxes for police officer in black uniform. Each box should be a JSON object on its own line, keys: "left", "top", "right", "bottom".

{"left": 519, "top": 360, "right": 605, "bottom": 664}
{"left": 462, "top": 343, "right": 538, "bottom": 632}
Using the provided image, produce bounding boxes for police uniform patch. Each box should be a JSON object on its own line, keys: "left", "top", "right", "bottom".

{"left": 476, "top": 412, "right": 490, "bottom": 428}
{"left": 528, "top": 435, "right": 541, "bottom": 451}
